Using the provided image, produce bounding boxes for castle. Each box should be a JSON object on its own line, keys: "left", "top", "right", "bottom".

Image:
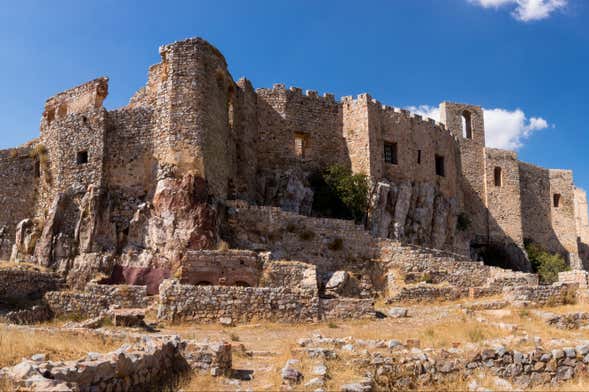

{"left": 0, "top": 36, "right": 588, "bottom": 279}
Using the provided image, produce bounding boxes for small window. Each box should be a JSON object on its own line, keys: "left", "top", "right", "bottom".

{"left": 435, "top": 155, "right": 445, "bottom": 177}
{"left": 76, "top": 151, "right": 88, "bottom": 165}
{"left": 494, "top": 167, "right": 502, "bottom": 187}
{"left": 34, "top": 160, "right": 40, "bottom": 178}
{"left": 462, "top": 110, "right": 473, "bottom": 139}
{"left": 294, "top": 133, "right": 306, "bottom": 158}
{"left": 417, "top": 150, "right": 422, "bottom": 164}
{"left": 384, "top": 142, "right": 398, "bottom": 165}
{"left": 553, "top": 193, "right": 561, "bottom": 208}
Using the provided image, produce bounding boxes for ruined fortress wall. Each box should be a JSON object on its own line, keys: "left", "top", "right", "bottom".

{"left": 156, "top": 38, "right": 235, "bottom": 198}
{"left": 574, "top": 187, "right": 589, "bottom": 241}
{"left": 0, "top": 147, "right": 38, "bottom": 259}
{"left": 574, "top": 187, "right": 589, "bottom": 269}
{"left": 232, "top": 79, "right": 258, "bottom": 200}
{"left": 342, "top": 95, "right": 373, "bottom": 177}
{"left": 485, "top": 148, "right": 524, "bottom": 245}
{"left": 520, "top": 162, "right": 578, "bottom": 262}
{"left": 105, "top": 108, "right": 155, "bottom": 199}
{"left": 40, "top": 78, "right": 110, "bottom": 195}
{"left": 548, "top": 169, "right": 579, "bottom": 259}
{"left": 372, "top": 106, "right": 459, "bottom": 199}
{"left": 255, "top": 85, "right": 348, "bottom": 174}
{"left": 440, "top": 103, "right": 488, "bottom": 241}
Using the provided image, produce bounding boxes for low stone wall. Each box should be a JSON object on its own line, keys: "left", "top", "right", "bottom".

{"left": 386, "top": 284, "right": 461, "bottom": 304}
{"left": 3, "top": 305, "right": 51, "bottom": 325}
{"left": 503, "top": 283, "right": 577, "bottom": 306}
{"left": 383, "top": 241, "right": 538, "bottom": 290}
{"left": 0, "top": 336, "right": 190, "bottom": 391}
{"left": 559, "top": 270, "right": 589, "bottom": 288}
{"left": 45, "top": 284, "right": 148, "bottom": 318}
{"left": 158, "top": 280, "right": 319, "bottom": 323}
{"left": 260, "top": 260, "right": 318, "bottom": 290}
{"left": 180, "top": 249, "right": 262, "bottom": 287}
{"left": 318, "top": 298, "right": 375, "bottom": 320}
{"left": 370, "top": 343, "right": 589, "bottom": 390}
{"left": 183, "top": 341, "right": 233, "bottom": 376}
{"left": 0, "top": 267, "right": 62, "bottom": 301}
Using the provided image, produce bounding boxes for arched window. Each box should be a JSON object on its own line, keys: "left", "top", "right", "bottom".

{"left": 553, "top": 194, "right": 561, "bottom": 208}
{"left": 494, "top": 167, "right": 502, "bottom": 187}
{"left": 462, "top": 110, "right": 473, "bottom": 139}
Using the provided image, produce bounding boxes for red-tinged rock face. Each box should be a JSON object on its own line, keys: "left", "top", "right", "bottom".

{"left": 151, "top": 173, "right": 217, "bottom": 256}
{"left": 104, "top": 264, "right": 170, "bottom": 295}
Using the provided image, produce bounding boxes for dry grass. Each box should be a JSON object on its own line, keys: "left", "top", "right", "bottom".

{"left": 0, "top": 260, "right": 48, "bottom": 273}
{"left": 0, "top": 326, "right": 124, "bottom": 368}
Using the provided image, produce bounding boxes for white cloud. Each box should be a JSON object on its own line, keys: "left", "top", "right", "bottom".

{"left": 469, "top": 0, "right": 567, "bottom": 21}
{"left": 406, "top": 104, "right": 550, "bottom": 150}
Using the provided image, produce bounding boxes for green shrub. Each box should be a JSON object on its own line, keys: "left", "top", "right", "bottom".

{"left": 310, "top": 165, "right": 369, "bottom": 223}
{"left": 525, "top": 242, "right": 569, "bottom": 284}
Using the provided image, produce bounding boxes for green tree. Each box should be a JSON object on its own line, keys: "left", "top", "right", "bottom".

{"left": 525, "top": 242, "right": 569, "bottom": 284}
{"left": 309, "top": 165, "right": 370, "bottom": 223}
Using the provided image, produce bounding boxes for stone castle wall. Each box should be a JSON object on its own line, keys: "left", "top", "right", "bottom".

{"left": 520, "top": 162, "right": 579, "bottom": 264}
{"left": 0, "top": 146, "right": 38, "bottom": 259}
{"left": 485, "top": 148, "right": 524, "bottom": 246}
{"left": 0, "top": 36, "right": 586, "bottom": 277}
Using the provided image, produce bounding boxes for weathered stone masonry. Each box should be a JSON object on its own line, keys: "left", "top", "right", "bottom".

{"left": 0, "top": 36, "right": 587, "bottom": 286}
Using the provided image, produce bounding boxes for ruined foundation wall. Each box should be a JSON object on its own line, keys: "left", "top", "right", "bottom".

{"left": 0, "top": 147, "right": 38, "bottom": 259}
{"left": 179, "top": 249, "right": 262, "bottom": 287}
{"left": 158, "top": 280, "right": 319, "bottom": 323}
{"left": 45, "top": 283, "right": 148, "bottom": 317}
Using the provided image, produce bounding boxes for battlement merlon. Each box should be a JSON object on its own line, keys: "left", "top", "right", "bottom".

{"left": 42, "top": 77, "right": 109, "bottom": 125}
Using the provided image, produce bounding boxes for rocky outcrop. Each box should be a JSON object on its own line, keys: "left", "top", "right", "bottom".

{"left": 123, "top": 174, "right": 217, "bottom": 268}
{"left": 75, "top": 185, "right": 116, "bottom": 254}
{"left": 370, "top": 180, "right": 456, "bottom": 250}
{"left": 10, "top": 219, "right": 40, "bottom": 263}
{"left": 257, "top": 168, "right": 314, "bottom": 215}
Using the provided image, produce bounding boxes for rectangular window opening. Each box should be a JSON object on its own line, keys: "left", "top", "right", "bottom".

{"left": 417, "top": 150, "right": 422, "bottom": 164}
{"left": 76, "top": 151, "right": 88, "bottom": 165}
{"left": 494, "top": 167, "right": 502, "bottom": 187}
{"left": 294, "top": 133, "right": 307, "bottom": 159}
{"left": 553, "top": 193, "right": 561, "bottom": 208}
{"left": 435, "top": 154, "right": 445, "bottom": 177}
{"left": 384, "top": 142, "right": 398, "bottom": 165}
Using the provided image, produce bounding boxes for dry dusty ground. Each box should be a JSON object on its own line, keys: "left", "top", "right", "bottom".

{"left": 165, "top": 299, "right": 589, "bottom": 391}
{"left": 2, "top": 299, "right": 589, "bottom": 391}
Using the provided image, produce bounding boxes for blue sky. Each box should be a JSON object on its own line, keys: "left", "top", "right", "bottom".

{"left": 1, "top": 0, "right": 588, "bottom": 187}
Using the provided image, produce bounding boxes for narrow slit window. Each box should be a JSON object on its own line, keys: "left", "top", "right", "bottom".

{"left": 435, "top": 154, "right": 445, "bottom": 177}
{"left": 553, "top": 193, "right": 561, "bottom": 208}
{"left": 34, "top": 160, "right": 40, "bottom": 178}
{"left": 462, "top": 110, "right": 473, "bottom": 139}
{"left": 384, "top": 142, "right": 398, "bottom": 165}
{"left": 417, "top": 150, "right": 422, "bottom": 164}
{"left": 76, "top": 151, "right": 88, "bottom": 165}
{"left": 494, "top": 167, "right": 502, "bottom": 187}
{"left": 294, "top": 133, "right": 306, "bottom": 159}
